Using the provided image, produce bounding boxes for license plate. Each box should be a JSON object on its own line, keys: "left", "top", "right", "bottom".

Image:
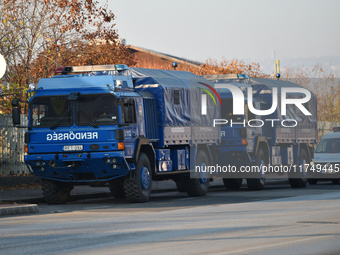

{"left": 63, "top": 145, "right": 83, "bottom": 151}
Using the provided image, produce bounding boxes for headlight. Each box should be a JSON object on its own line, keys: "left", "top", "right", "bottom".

{"left": 106, "top": 158, "right": 117, "bottom": 164}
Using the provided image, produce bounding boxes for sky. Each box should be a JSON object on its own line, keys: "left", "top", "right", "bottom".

{"left": 101, "top": 0, "right": 340, "bottom": 73}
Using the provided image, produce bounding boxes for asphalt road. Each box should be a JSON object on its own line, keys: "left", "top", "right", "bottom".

{"left": 1, "top": 181, "right": 340, "bottom": 255}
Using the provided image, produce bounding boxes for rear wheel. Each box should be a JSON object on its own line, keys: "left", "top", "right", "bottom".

{"left": 124, "top": 153, "right": 152, "bottom": 202}
{"left": 308, "top": 179, "right": 317, "bottom": 185}
{"left": 223, "top": 178, "right": 243, "bottom": 190}
{"left": 289, "top": 149, "right": 308, "bottom": 188}
{"left": 41, "top": 179, "right": 73, "bottom": 204}
{"left": 175, "top": 177, "right": 187, "bottom": 192}
{"left": 332, "top": 179, "right": 340, "bottom": 185}
{"left": 186, "top": 150, "right": 209, "bottom": 197}
{"left": 247, "top": 148, "right": 266, "bottom": 190}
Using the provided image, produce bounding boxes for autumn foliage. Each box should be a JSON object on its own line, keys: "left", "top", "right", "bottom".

{"left": 187, "top": 58, "right": 265, "bottom": 78}
{"left": 141, "top": 57, "right": 266, "bottom": 78}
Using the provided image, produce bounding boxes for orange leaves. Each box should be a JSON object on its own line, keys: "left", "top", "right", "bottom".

{"left": 182, "top": 58, "right": 265, "bottom": 78}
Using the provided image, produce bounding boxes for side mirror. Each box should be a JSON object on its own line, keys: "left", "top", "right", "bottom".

{"left": 67, "top": 92, "right": 79, "bottom": 101}
{"left": 12, "top": 98, "right": 21, "bottom": 126}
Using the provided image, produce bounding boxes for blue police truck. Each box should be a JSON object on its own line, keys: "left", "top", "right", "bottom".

{"left": 12, "top": 65, "right": 221, "bottom": 203}
{"left": 204, "top": 74, "right": 318, "bottom": 190}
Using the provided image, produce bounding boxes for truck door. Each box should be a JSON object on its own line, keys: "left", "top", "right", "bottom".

{"left": 120, "top": 98, "right": 137, "bottom": 158}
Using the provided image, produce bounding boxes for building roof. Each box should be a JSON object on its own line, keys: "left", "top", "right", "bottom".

{"left": 129, "top": 45, "right": 202, "bottom": 68}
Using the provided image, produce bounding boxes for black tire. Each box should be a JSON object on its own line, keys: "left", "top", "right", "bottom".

{"left": 223, "top": 178, "right": 243, "bottom": 190}
{"left": 247, "top": 148, "right": 266, "bottom": 190}
{"left": 332, "top": 179, "right": 340, "bottom": 185}
{"left": 289, "top": 149, "right": 308, "bottom": 188}
{"left": 109, "top": 181, "right": 125, "bottom": 199}
{"left": 175, "top": 178, "right": 187, "bottom": 192}
{"left": 308, "top": 179, "right": 318, "bottom": 185}
{"left": 186, "top": 150, "right": 209, "bottom": 197}
{"left": 41, "top": 179, "right": 73, "bottom": 204}
{"left": 124, "top": 153, "right": 152, "bottom": 203}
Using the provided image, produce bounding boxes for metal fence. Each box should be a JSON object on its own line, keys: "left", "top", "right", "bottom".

{"left": 0, "top": 113, "right": 339, "bottom": 176}
{"left": 0, "top": 114, "right": 28, "bottom": 176}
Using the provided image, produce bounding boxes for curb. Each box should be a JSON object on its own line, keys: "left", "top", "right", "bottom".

{"left": 0, "top": 204, "right": 39, "bottom": 216}
{"left": 0, "top": 176, "right": 40, "bottom": 187}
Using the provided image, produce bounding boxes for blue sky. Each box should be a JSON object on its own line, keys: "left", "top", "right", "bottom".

{"left": 101, "top": 0, "right": 339, "bottom": 73}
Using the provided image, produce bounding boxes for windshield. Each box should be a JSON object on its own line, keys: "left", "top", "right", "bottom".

{"left": 77, "top": 94, "right": 118, "bottom": 126}
{"left": 31, "top": 96, "right": 72, "bottom": 128}
{"left": 315, "top": 138, "right": 340, "bottom": 153}
{"left": 30, "top": 94, "right": 118, "bottom": 128}
{"left": 221, "top": 98, "right": 243, "bottom": 122}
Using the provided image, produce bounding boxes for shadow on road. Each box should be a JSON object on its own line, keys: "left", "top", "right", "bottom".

{"left": 30, "top": 182, "right": 340, "bottom": 216}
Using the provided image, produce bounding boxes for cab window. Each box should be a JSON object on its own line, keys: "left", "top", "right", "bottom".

{"left": 120, "top": 98, "right": 136, "bottom": 124}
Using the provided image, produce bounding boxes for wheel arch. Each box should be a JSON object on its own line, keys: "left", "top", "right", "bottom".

{"left": 299, "top": 143, "right": 311, "bottom": 162}
{"left": 139, "top": 144, "right": 155, "bottom": 176}
{"left": 196, "top": 143, "right": 213, "bottom": 165}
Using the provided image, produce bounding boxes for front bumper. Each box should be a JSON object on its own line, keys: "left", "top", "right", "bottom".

{"left": 215, "top": 146, "right": 251, "bottom": 166}
{"left": 25, "top": 151, "right": 130, "bottom": 182}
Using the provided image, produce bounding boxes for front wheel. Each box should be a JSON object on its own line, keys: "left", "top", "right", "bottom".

{"left": 109, "top": 180, "right": 125, "bottom": 199}
{"left": 41, "top": 179, "right": 73, "bottom": 204}
{"left": 124, "top": 153, "right": 152, "bottom": 202}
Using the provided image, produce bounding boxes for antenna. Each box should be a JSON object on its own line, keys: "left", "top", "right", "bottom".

{"left": 275, "top": 60, "right": 280, "bottom": 80}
